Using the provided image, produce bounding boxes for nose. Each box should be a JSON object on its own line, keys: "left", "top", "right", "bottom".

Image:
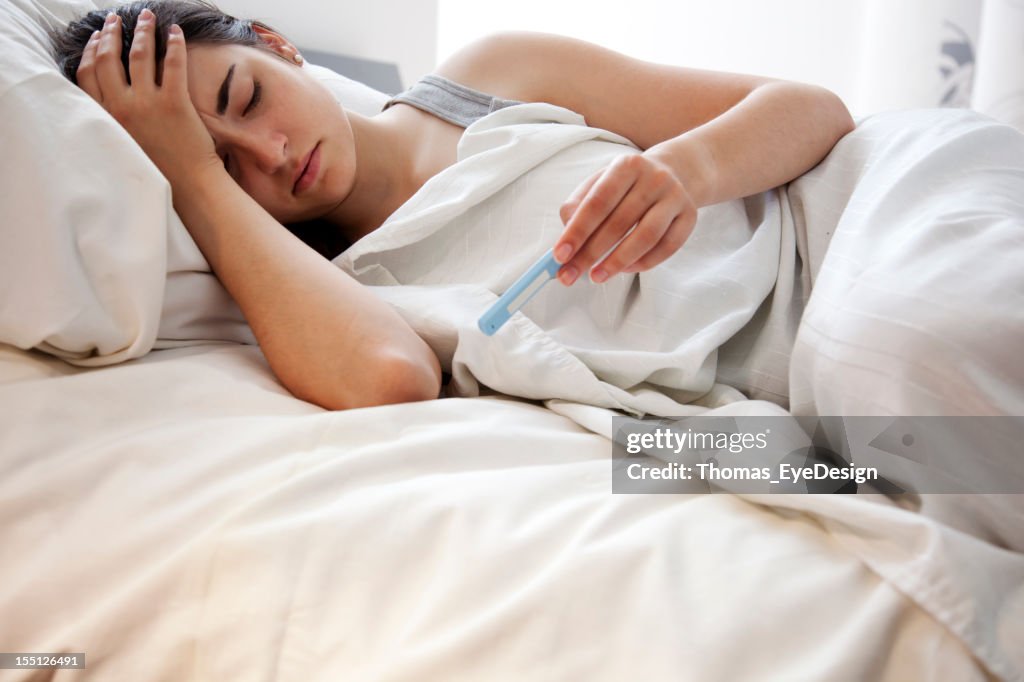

{"left": 221, "top": 124, "right": 289, "bottom": 177}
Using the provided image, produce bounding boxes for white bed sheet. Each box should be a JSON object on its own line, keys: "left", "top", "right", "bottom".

{"left": 0, "top": 342, "right": 1007, "bottom": 681}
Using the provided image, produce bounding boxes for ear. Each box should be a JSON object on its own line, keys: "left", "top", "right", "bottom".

{"left": 252, "top": 25, "right": 302, "bottom": 64}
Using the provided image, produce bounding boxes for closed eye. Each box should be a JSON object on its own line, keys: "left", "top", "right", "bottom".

{"left": 243, "top": 80, "right": 262, "bottom": 116}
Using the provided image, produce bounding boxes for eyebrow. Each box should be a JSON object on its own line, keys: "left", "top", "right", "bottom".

{"left": 216, "top": 64, "right": 236, "bottom": 116}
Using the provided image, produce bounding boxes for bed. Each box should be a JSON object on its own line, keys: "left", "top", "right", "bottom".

{"left": 2, "top": 0, "right": 1023, "bottom": 680}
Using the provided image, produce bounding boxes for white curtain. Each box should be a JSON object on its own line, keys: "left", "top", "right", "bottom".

{"left": 973, "top": 0, "right": 1024, "bottom": 130}
{"left": 858, "top": 0, "right": 1024, "bottom": 130}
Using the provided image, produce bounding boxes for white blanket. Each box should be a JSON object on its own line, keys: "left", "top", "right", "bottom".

{"left": 0, "top": 342, "right": 1010, "bottom": 681}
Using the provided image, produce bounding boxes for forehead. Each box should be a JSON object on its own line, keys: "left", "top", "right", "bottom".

{"left": 185, "top": 43, "right": 277, "bottom": 114}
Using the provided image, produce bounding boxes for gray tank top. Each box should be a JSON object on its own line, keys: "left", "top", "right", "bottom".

{"left": 383, "top": 74, "right": 521, "bottom": 128}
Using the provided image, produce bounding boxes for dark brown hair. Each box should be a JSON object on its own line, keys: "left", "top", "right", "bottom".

{"left": 50, "top": 0, "right": 277, "bottom": 85}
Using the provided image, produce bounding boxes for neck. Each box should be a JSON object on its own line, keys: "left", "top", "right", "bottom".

{"left": 324, "top": 110, "right": 421, "bottom": 244}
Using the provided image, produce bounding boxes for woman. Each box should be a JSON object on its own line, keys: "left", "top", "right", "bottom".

{"left": 52, "top": 0, "right": 855, "bottom": 411}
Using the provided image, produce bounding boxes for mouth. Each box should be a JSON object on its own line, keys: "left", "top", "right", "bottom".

{"left": 292, "top": 142, "right": 321, "bottom": 195}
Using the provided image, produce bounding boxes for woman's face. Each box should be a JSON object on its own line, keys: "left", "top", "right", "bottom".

{"left": 184, "top": 41, "right": 355, "bottom": 224}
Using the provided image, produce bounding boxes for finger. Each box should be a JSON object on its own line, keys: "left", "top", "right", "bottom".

{"left": 94, "top": 13, "right": 128, "bottom": 98}
{"left": 622, "top": 210, "right": 697, "bottom": 273}
{"left": 128, "top": 8, "right": 157, "bottom": 90}
{"left": 569, "top": 182, "right": 663, "bottom": 283}
{"left": 76, "top": 30, "right": 103, "bottom": 102}
{"left": 556, "top": 169, "right": 602, "bottom": 257}
{"left": 556, "top": 156, "right": 639, "bottom": 266}
{"left": 594, "top": 201, "right": 677, "bottom": 278}
{"left": 161, "top": 24, "right": 189, "bottom": 98}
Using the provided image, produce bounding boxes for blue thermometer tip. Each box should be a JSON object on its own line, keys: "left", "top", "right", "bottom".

{"left": 478, "top": 248, "right": 563, "bottom": 336}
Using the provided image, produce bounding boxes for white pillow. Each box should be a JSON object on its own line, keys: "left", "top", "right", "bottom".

{"left": 0, "top": 0, "right": 393, "bottom": 366}
{"left": 0, "top": 0, "right": 169, "bottom": 365}
{"left": 302, "top": 62, "right": 390, "bottom": 117}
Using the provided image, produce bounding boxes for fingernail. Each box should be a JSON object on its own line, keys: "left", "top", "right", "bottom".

{"left": 104, "top": 13, "right": 117, "bottom": 25}
{"left": 170, "top": 24, "right": 182, "bottom": 36}
{"left": 555, "top": 243, "right": 572, "bottom": 263}
{"left": 139, "top": 8, "right": 154, "bottom": 21}
{"left": 88, "top": 29, "right": 100, "bottom": 42}
{"left": 559, "top": 265, "right": 578, "bottom": 286}
{"left": 590, "top": 268, "right": 608, "bottom": 284}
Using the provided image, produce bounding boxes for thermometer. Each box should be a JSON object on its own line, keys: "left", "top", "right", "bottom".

{"left": 478, "top": 248, "right": 562, "bottom": 336}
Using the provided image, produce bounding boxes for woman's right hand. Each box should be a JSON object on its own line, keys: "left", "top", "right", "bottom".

{"left": 76, "top": 9, "right": 222, "bottom": 185}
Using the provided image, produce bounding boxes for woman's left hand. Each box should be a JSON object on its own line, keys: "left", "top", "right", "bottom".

{"left": 553, "top": 150, "right": 699, "bottom": 285}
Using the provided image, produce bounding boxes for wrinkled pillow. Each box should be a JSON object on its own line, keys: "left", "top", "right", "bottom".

{"left": 0, "top": 0, "right": 393, "bottom": 365}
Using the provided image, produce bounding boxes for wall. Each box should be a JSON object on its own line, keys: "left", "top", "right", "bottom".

{"left": 213, "top": 0, "right": 439, "bottom": 87}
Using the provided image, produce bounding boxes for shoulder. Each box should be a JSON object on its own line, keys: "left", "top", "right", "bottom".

{"left": 434, "top": 31, "right": 614, "bottom": 104}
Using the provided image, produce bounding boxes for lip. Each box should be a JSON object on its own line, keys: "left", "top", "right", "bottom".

{"left": 292, "top": 142, "right": 321, "bottom": 195}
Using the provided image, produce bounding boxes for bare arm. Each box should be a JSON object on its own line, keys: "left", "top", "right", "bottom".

{"left": 437, "top": 32, "right": 855, "bottom": 282}
{"left": 175, "top": 167, "right": 442, "bottom": 410}
{"left": 77, "top": 12, "right": 440, "bottom": 410}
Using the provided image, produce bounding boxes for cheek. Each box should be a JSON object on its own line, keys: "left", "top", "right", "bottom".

{"left": 326, "top": 115, "right": 358, "bottom": 190}
{"left": 327, "top": 137, "right": 357, "bottom": 189}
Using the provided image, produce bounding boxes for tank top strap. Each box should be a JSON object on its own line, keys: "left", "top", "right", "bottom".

{"left": 383, "top": 74, "right": 521, "bottom": 128}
